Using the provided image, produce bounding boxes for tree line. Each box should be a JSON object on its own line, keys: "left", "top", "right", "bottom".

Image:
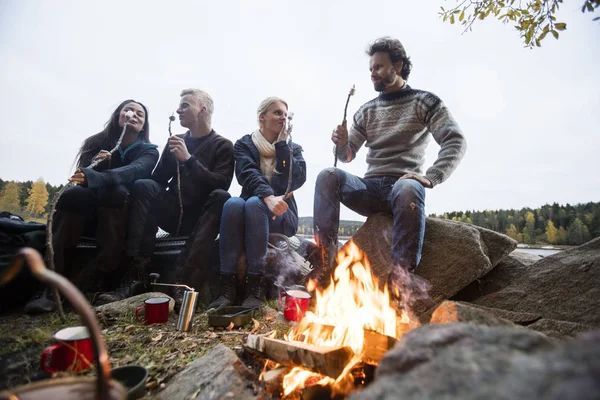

{"left": 297, "top": 202, "right": 599, "bottom": 246}
{"left": 1, "top": 178, "right": 598, "bottom": 246}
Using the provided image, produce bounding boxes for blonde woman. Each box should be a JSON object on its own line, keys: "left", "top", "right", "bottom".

{"left": 210, "top": 97, "right": 306, "bottom": 309}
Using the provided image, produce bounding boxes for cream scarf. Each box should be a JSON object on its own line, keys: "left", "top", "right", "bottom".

{"left": 251, "top": 130, "right": 277, "bottom": 183}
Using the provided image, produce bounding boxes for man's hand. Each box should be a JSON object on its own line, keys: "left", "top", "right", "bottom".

{"left": 398, "top": 173, "right": 432, "bottom": 188}
{"left": 68, "top": 169, "right": 87, "bottom": 185}
{"left": 264, "top": 193, "right": 292, "bottom": 216}
{"left": 91, "top": 150, "right": 111, "bottom": 164}
{"left": 331, "top": 120, "right": 348, "bottom": 147}
{"left": 168, "top": 136, "right": 191, "bottom": 163}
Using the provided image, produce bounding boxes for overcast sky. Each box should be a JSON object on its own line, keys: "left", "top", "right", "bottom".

{"left": 1, "top": 0, "right": 598, "bottom": 221}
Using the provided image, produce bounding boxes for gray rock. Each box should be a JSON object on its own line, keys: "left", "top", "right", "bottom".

{"left": 94, "top": 292, "right": 174, "bottom": 317}
{"left": 526, "top": 318, "right": 596, "bottom": 340}
{"left": 159, "top": 344, "right": 263, "bottom": 400}
{"left": 429, "top": 300, "right": 516, "bottom": 327}
{"left": 350, "top": 323, "right": 600, "bottom": 400}
{"left": 347, "top": 214, "right": 517, "bottom": 315}
{"left": 474, "top": 237, "right": 600, "bottom": 328}
{"left": 452, "top": 250, "right": 542, "bottom": 302}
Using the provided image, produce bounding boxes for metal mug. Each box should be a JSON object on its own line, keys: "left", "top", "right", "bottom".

{"left": 176, "top": 290, "right": 199, "bottom": 332}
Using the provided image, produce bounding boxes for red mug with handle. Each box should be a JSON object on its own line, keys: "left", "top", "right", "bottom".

{"left": 279, "top": 289, "right": 311, "bottom": 322}
{"left": 40, "top": 326, "right": 94, "bottom": 373}
{"left": 136, "top": 297, "right": 170, "bottom": 324}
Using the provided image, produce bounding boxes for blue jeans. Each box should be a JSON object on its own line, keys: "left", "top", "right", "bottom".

{"left": 313, "top": 168, "right": 426, "bottom": 271}
{"left": 219, "top": 196, "right": 296, "bottom": 276}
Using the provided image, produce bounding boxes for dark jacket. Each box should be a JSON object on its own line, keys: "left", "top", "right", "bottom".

{"left": 234, "top": 133, "right": 306, "bottom": 233}
{"left": 152, "top": 130, "right": 234, "bottom": 208}
{"left": 80, "top": 134, "right": 159, "bottom": 189}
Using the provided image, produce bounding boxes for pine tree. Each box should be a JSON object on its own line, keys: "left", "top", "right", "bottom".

{"left": 545, "top": 220, "right": 558, "bottom": 244}
{"left": 0, "top": 182, "right": 22, "bottom": 214}
{"left": 567, "top": 218, "right": 591, "bottom": 245}
{"left": 25, "top": 178, "right": 49, "bottom": 216}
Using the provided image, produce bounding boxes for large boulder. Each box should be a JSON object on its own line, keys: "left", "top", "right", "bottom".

{"left": 346, "top": 214, "right": 517, "bottom": 315}
{"left": 452, "top": 250, "right": 542, "bottom": 302}
{"left": 429, "top": 300, "right": 516, "bottom": 328}
{"left": 159, "top": 344, "right": 263, "bottom": 400}
{"left": 349, "top": 323, "right": 600, "bottom": 400}
{"left": 473, "top": 237, "right": 600, "bottom": 328}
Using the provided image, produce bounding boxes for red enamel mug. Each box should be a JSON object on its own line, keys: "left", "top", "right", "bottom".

{"left": 135, "top": 297, "right": 170, "bottom": 324}
{"left": 40, "top": 326, "right": 94, "bottom": 373}
{"left": 279, "top": 289, "right": 311, "bottom": 322}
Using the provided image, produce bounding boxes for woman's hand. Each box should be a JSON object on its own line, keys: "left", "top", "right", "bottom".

{"left": 168, "top": 136, "right": 191, "bottom": 163}
{"left": 68, "top": 169, "right": 87, "bottom": 185}
{"left": 263, "top": 194, "right": 292, "bottom": 216}
{"left": 91, "top": 150, "right": 111, "bottom": 164}
{"left": 276, "top": 121, "right": 288, "bottom": 143}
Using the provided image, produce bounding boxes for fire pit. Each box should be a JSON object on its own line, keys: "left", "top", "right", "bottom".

{"left": 245, "top": 241, "right": 418, "bottom": 398}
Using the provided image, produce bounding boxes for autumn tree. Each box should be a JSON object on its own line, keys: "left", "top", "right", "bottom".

{"left": 522, "top": 211, "right": 536, "bottom": 244}
{"left": 0, "top": 182, "right": 22, "bottom": 214}
{"left": 25, "top": 178, "right": 49, "bottom": 216}
{"left": 440, "top": 0, "right": 599, "bottom": 48}
{"left": 545, "top": 220, "right": 558, "bottom": 244}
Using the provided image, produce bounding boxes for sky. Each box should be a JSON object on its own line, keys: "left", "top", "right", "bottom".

{"left": 0, "top": 0, "right": 599, "bottom": 221}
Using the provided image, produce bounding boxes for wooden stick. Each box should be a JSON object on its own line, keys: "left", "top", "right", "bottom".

{"left": 334, "top": 85, "right": 355, "bottom": 168}
{"left": 168, "top": 114, "right": 184, "bottom": 236}
{"left": 244, "top": 334, "right": 354, "bottom": 379}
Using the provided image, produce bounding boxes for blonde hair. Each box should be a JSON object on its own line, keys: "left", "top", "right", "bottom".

{"left": 180, "top": 88, "right": 214, "bottom": 123}
{"left": 257, "top": 96, "right": 288, "bottom": 128}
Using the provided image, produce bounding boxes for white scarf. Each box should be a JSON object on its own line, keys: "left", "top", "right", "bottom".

{"left": 251, "top": 130, "right": 277, "bottom": 183}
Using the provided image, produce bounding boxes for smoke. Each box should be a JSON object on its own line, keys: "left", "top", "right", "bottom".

{"left": 388, "top": 264, "right": 431, "bottom": 318}
{"left": 264, "top": 242, "right": 312, "bottom": 293}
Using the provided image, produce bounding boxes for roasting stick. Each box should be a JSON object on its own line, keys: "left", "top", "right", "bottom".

{"left": 334, "top": 85, "right": 355, "bottom": 168}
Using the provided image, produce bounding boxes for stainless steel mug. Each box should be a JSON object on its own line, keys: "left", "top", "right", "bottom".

{"left": 176, "top": 290, "right": 198, "bottom": 332}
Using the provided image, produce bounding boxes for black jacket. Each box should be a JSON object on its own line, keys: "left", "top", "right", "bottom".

{"left": 234, "top": 134, "right": 306, "bottom": 233}
{"left": 80, "top": 134, "right": 159, "bottom": 189}
{"left": 152, "top": 130, "right": 234, "bottom": 208}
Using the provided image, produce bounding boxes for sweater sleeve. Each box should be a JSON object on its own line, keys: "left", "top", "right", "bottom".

{"left": 234, "top": 140, "right": 275, "bottom": 198}
{"left": 418, "top": 94, "right": 467, "bottom": 187}
{"left": 271, "top": 142, "right": 307, "bottom": 194}
{"left": 181, "top": 140, "right": 234, "bottom": 191}
{"left": 335, "top": 108, "right": 367, "bottom": 163}
{"left": 82, "top": 145, "right": 159, "bottom": 189}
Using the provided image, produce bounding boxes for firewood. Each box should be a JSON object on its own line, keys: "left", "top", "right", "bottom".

{"left": 245, "top": 335, "right": 354, "bottom": 379}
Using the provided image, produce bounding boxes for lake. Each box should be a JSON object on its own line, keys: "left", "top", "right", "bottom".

{"left": 515, "top": 248, "right": 562, "bottom": 256}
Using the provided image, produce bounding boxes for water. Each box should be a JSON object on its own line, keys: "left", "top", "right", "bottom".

{"left": 515, "top": 248, "right": 562, "bottom": 256}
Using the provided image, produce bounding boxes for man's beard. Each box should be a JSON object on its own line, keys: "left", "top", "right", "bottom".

{"left": 373, "top": 75, "right": 396, "bottom": 92}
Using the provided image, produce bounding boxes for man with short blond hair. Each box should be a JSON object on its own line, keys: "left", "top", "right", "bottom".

{"left": 96, "top": 89, "right": 234, "bottom": 310}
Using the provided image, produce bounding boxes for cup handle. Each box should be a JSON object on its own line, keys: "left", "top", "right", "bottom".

{"left": 279, "top": 292, "right": 286, "bottom": 309}
{"left": 40, "top": 344, "right": 62, "bottom": 373}
{"left": 135, "top": 305, "right": 146, "bottom": 323}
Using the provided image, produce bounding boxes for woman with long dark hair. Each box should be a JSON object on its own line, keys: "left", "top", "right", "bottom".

{"left": 209, "top": 97, "right": 306, "bottom": 309}
{"left": 25, "top": 100, "right": 159, "bottom": 314}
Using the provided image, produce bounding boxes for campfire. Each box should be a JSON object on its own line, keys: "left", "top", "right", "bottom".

{"left": 246, "top": 240, "right": 418, "bottom": 398}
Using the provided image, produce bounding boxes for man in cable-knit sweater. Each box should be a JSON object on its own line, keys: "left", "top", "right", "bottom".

{"left": 313, "top": 37, "right": 467, "bottom": 280}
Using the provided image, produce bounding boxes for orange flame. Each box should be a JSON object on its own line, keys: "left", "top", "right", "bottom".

{"left": 281, "top": 240, "right": 411, "bottom": 396}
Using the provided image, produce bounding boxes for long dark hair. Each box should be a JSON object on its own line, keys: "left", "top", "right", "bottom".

{"left": 75, "top": 99, "right": 151, "bottom": 168}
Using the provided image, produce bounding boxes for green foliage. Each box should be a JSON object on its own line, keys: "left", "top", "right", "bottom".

{"left": 440, "top": 0, "right": 599, "bottom": 48}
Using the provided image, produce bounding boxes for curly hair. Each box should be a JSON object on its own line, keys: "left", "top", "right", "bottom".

{"left": 366, "top": 37, "right": 412, "bottom": 80}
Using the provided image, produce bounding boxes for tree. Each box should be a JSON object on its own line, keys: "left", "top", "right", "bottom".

{"left": 522, "top": 211, "right": 536, "bottom": 244}
{"left": 440, "top": 0, "right": 599, "bottom": 48}
{"left": 505, "top": 223, "right": 522, "bottom": 242}
{"left": 567, "top": 218, "right": 591, "bottom": 245}
{"left": 0, "top": 182, "right": 22, "bottom": 214}
{"left": 545, "top": 220, "right": 558, "bottom": 244}
{"left": 25, "top": 178, "right": 49, "bottom": 216}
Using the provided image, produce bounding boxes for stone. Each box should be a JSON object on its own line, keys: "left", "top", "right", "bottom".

{"left": 159, "top": 344, "right": 264, "bottom": 400}
{"left": 429, "top": 300, "right": 516, "bottom": 327}
{"left": 94, "top": 292, "right": 174, "bottom": 317}
{"left": 347, "top": 214, "right": 517, "bottom": 315}
{"left": 474, "top": 238, "right": 600, "bottom": 328}
{"left": 349, "top": 323, "right": 600, "bottom": 400}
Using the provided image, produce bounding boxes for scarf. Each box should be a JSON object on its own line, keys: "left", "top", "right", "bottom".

{"left": 251, "top": 130, "right": 278, "bottom": 183}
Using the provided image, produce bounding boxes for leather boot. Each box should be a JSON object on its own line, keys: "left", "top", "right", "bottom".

{"left": 241, "top": 274, "right": 265, "bottom": 309}
{"left": 24, "top": 287, "right": 58, "bottom": 315}
{"left": 95, "top": 257, "right": 150, "bottom": 305}
{"left": 208, "top": 273, "right": 237, "bottom": 309}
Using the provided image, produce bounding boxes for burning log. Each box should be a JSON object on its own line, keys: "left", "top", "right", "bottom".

{"left": 245, "top": 334, "right": 354, "bottom": 379}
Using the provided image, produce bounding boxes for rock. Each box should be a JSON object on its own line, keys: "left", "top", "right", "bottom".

{"left": 474, "top": 238, "right": 600, "bottom": 328}
{"left": 461, "top": 304, "right": 541, "bottom": 325}
{"left": 452, "top": 250, "right": 542, "bottom": 302}
{"left": 429, "top": 301, "right": 516, "bottom": 327}
{"left": 94, "top": 292, "right": 174, "bottom": 317}
{"left": 349, "top": 323, "right": 600, "bottom": 400}
{"left": 159, "top": 344, "right": 264, "bottom": 400}
{"left": 347, "top": 214, "right": 517, "bottom": 315}
{"left": 526, "top": 319, "right": 596, "bottom": 340}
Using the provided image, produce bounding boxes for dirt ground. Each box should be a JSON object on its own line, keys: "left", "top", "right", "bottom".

{"left": 0, "top": 300, "right": 291, "bottom": 398}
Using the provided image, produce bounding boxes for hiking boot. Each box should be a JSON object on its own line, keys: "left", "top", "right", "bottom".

{"left": 241, "top": 274, "right": 265, "bottom": 309}
{"left": 24, "top": 288, "right": 58, "bottom": 315}
{"left": 95, "top": 257, "right": 150, "bottom": 305}
{"left": 208, "top": 273, "right": 237, "bottom": 310}
{"left": 305, "top": 243, "right": 337, "bottom": 288}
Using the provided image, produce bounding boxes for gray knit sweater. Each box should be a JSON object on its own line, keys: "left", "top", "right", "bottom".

{"left": 335, "top": 84, "right": 466, "bottom": 187}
